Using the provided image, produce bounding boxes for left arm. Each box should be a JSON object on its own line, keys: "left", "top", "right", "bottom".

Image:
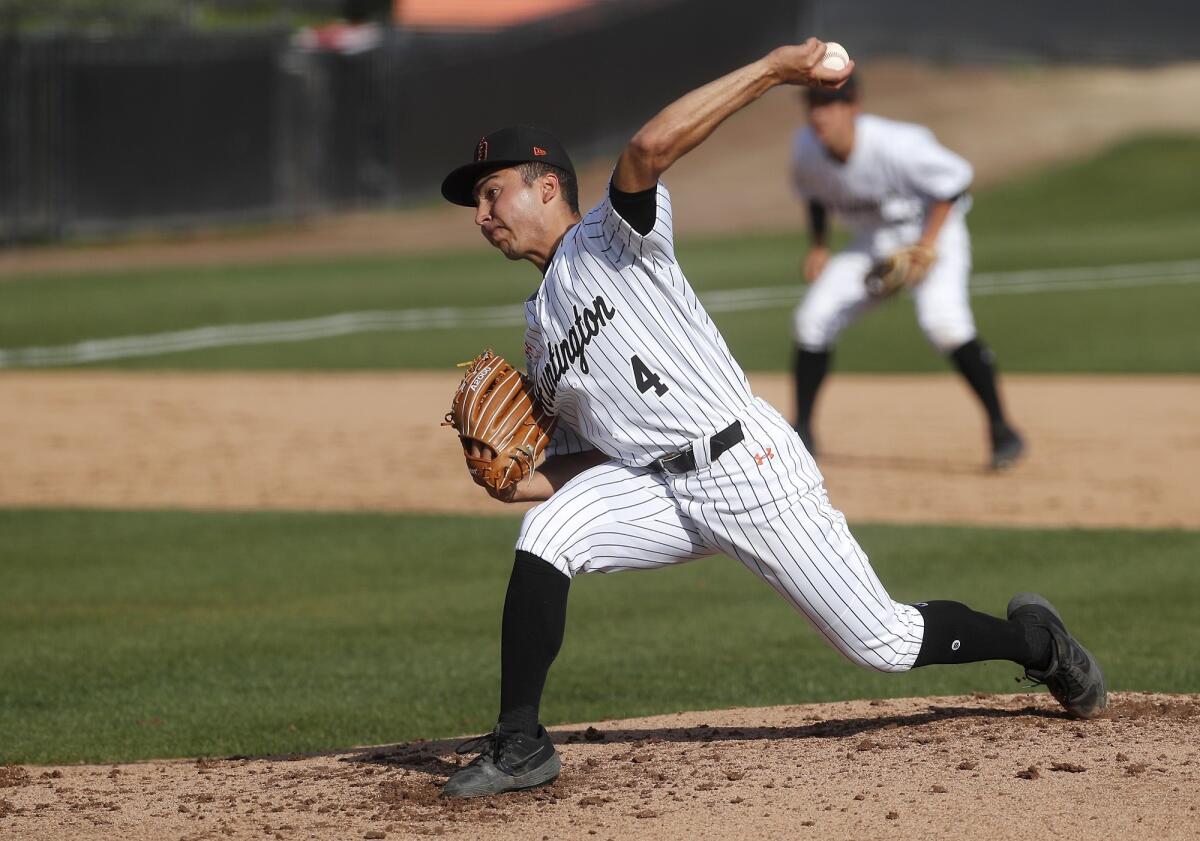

{"left": 613, "top": 40, "right": 853, "bottom": 193}
{"left": 505, "top": 449, "right": 610, "bottom": 503}
{"left": 917, "top": 199, "right": 955, "bottom": 250}
{"left": 469, "top": 444, "right": 609, "bottom": 504}
{"left": 884, "top": 199, "right": 954, "bottom": 289}
{"left": 904, "top": 127, "right": 973, "bottom": 250}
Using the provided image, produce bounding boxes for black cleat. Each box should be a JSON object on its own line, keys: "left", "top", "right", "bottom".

{"left": 1008, "top": 592, "right": 1107, "bottom": 719}
{"left": 441, "top": 725, "right": 560, "bottom": 798}
{"left": 990, "top": 425, "right": 1025, "bottom": 470}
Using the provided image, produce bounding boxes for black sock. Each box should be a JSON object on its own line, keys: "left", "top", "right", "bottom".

{"left": 497, "top": 551, "right": 570, "bottom": 738}
{"left": 949, "top": 338, "right": 1007, "bottom": 429}
{"left": 793, "top": 347, "right": 831, "bottom": 447}
{"left": 912, "top": 600, "right": 1051, "bottom": 669}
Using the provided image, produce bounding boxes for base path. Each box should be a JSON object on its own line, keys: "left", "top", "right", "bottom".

{"left": 1, "top": 371, "right": 1197, "bottom": 528}
{"left": 1, "top": 693, "right": 1196, "bottom": 840}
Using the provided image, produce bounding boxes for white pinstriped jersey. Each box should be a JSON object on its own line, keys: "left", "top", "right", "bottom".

{"left": 791, "top": 114, "right": 973, "bottom": 257}
{"left": 524, "top": 181, "right": 754, "bottom": 466}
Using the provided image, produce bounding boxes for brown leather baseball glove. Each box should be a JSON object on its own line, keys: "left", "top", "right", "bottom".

{"left": 865, "top": 244, "right": 937, "bottom": 297}
{"left": 443, "top": 349, "right": 556, "bottom": 495}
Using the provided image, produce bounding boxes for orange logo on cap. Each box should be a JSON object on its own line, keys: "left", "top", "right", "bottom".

{"left": 475, "top": 138, "right": 488, "bottom": 161}
{"left": 532, "top": 146, "right": 547, "bottom": 156}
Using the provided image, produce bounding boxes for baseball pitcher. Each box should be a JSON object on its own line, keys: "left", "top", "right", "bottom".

{"left": 437, "top": 40, "right": 1103, "bottom": 799}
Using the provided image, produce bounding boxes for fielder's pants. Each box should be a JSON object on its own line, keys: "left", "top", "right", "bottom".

{"left": 795, "top": 220, "right": 976, "bottom": 353}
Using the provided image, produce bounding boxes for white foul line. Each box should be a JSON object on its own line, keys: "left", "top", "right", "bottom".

{"left": 1, "top": 258, "right": 1197, "bottom": 368}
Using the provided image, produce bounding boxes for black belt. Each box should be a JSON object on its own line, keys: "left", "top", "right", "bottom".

{"left": 648, "top": 421, "right": 744, "bottom": 475}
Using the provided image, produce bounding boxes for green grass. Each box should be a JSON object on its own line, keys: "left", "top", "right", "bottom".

{"left": 719, "top": 280, "right": 1200, "bottom": 372}
{"left": 1, "top": 134, "right": 1198, "bottom": 372}
{"left": 0, "top": 251, "right": 534, "bottom": 349}
{"left": 2, "top": 508, "right": 1197, "bottom": 764}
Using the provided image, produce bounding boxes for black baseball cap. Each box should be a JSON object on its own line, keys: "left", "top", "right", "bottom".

{"left": 805, "top": 73, "right": 860, "bottom": 106}
{"left": 441, "top": 125, "right": 576, "bottom": 207}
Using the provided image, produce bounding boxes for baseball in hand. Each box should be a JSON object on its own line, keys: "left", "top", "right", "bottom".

{"left": 820, "top": 42, "right": 851, "bottom": 72}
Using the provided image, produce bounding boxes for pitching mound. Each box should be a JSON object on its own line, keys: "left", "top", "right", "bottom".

{"left": 2, "top": 692, "right": 1196, "bottom": 840}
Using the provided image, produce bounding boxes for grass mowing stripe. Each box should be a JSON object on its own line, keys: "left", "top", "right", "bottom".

{"left": 4, "top": 259, "right": 1197, "bottom": 368}
{"left": 58, "top": 277, "right": 1196, "bottom": 372}
{"left": 2, "top": 508, "right": 1196, "bottom": 764}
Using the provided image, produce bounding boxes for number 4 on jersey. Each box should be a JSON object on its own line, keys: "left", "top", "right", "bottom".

{"left": 631, "top": 354, "right": 669, "bottom": 397}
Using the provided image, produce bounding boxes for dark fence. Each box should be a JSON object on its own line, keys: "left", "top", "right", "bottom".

{"left": 804, "top": 0, "right": 1199, "bottom": 65}
{"left": 0, "top": 0, "right": 800, "bottom": 243}
{"left": 1, "top": 32, "right": 291, "bottom": 241}
{"left": 2, "top": 0, "right": 1197, "bottom": 243}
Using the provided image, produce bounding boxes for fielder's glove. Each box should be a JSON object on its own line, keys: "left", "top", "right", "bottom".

{"left": 866, "top": 244, "right": 937, "bottom": 297}
{"left": 443, "top": 349, "right": 556, "bottom": 495}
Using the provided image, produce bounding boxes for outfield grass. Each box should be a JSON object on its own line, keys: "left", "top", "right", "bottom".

{"left": 1, "top": 135, "right": 1198, "bottom": 373}
{"left": 2, "top": 508, "right": 1196, "bottom": 765}
{"left": 719, "top": 280, "right": 1200, "bottom": 372}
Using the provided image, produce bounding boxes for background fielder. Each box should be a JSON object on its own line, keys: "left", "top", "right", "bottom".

{"left": 790, "top": 75, "right": 1025, "bottom": 469}
{"left": 436, "top": 41, "right": 1104, "bottom": 799}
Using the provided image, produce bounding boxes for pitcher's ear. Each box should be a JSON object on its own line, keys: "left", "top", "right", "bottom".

{"left": 541, "top": 172, "right": 559, "bottom": 204}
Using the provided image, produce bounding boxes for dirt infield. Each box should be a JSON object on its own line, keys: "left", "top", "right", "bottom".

{"left": 2, "top": 370, "right": 1197, "bottom": 528}
{"left": 2, "top": 692, "right": 1197, "bottom": 840}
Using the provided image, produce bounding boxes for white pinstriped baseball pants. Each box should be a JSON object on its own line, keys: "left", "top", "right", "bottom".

{"left": 516, "top": 398, "right": 925, "bottom": 672}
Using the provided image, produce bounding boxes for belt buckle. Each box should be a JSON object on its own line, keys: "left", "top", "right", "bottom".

{"left": 656, "top": 447, "right": 691, "bottom": 474}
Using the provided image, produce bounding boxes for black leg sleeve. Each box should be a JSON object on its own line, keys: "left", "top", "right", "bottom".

{"left": 913, "top": 600, "right": 1051, "bottom": 669}
{"left": 949, "top": 338, "right": 1006, "bottom": 427}
{"left": 497, "top": 550, "right": 570, "bottom": 737}
{"left": 792, "top": 348, "right": 831, "bottom": 451}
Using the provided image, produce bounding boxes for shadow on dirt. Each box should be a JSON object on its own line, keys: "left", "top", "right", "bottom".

{"left": 341, "top": 703, "right": 1064, "bottom": 775}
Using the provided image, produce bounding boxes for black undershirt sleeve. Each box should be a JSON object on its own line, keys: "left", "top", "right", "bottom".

{"left": 807, "top": 199, "right": 828, "bottom": 245}
{"left": 609, "top": 183, "right": 658, "bottom": 236}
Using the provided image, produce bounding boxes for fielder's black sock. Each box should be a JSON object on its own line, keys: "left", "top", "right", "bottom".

{"left": 497, "top": 551, "right": 570, "bottom": 738}
{"left": 949, "top": 338, "right": 1007, "bottom": 430}
{"left": 912, "top": 600, "right": 1052, "bottom": 670}
{"left": 792, "top": 347, "right": 831, "bottom": 450}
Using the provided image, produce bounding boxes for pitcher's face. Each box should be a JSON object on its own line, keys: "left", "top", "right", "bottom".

{"left": 473, "top": 167, "right": 545, "bottom": 261}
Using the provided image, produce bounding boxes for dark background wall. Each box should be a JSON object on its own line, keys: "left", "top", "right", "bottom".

{"left": 805, "top": 0, "right": 1199, "bottom": 64}
{"left": 1, "top": 0, "right": 1196, "bottom": 243}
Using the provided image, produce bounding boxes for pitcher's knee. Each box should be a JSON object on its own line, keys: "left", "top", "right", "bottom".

{"left": 828, "top": 606, "right": 923, "bottom": 673}
{"left": 515, "top": 507, "right": 577, "bottom": 579}
{"left": 830, "top": 639, "right": 917, "bottom": 673}
{"left": 859, "top": 649, "right": 919, "bottom": 674}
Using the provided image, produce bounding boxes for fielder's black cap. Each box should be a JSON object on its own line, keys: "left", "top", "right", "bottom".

{"left": 805, "top": 73, "right": 860, "bottom": 106}
{"left": 441, "top": 125, "right": 576, "bottom": 207}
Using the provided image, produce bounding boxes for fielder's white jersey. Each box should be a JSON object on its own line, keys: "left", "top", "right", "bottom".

{"left": 791, "top": 114, "right": 973, "bottom": 257}
{"left": 523, "top": 181, "right": 754, "bottom": 466}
